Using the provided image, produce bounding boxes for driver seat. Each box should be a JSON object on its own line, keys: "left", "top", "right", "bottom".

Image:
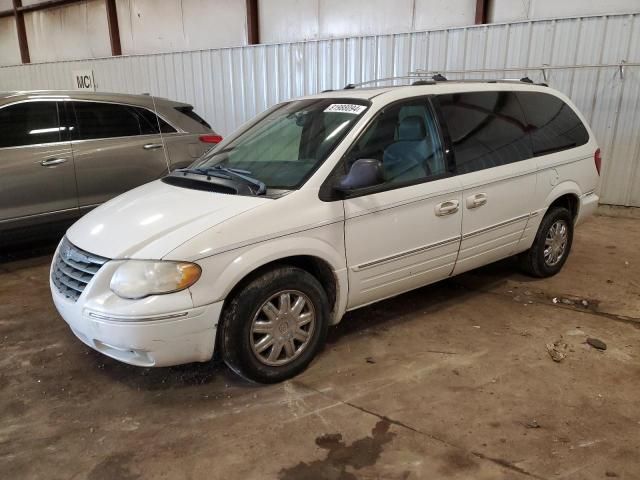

{"left": 382, "top": 116, "right": 429, "bottom": 182}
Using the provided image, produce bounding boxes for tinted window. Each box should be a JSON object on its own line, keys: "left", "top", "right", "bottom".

{"left": 136, "top": 107, "right": 176, "bottom": 134}
{"left": 0, "top": 101, "right": 60, "bottom": 148}
{"left": 344, "top": 98, "right": 446, "bottom": 185}
{"left": 73, "top": 102, "right": 140, "bottom": 139}
{"left": 517, "top": 92, "right": 589, "bottom": 156}
{"left": 436, "top": 91, "right": 532, "bottom": 174}
{"left": 72, "top": 102, "right": 174, "bottom": 140}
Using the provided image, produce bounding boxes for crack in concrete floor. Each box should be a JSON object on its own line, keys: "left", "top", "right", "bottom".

{"left": 293, "top": 380, "right": 549, "bottom": 480}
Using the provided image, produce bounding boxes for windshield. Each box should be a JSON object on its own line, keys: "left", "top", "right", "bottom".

{"left": 191, "top": 98, "right": 370, "bottom": 190}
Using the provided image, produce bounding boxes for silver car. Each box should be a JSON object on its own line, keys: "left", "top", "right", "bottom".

{"left": 0, "top": 90, "right": 220, "bottom": 243}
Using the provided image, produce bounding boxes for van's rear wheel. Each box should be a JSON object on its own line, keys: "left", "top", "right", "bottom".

{"left": 220, "top": 266, "right": 329, "bottom": 383}
{"left": 519, "top": 207, "right": 573, "bottom": 278}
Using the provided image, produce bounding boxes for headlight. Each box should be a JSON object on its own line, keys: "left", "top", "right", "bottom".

{"left": 110, "top": 260, "right": 202, "bottom": 300}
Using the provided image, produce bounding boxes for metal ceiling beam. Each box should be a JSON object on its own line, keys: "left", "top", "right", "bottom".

{"left": 16, "top": 0, "right": 83, "bottom": 14}
{"left": 475, "top": 0, "right": 488, "bottom": 24}
{"left": 105, "top": 0, "right": 121, "bottom": 56}
{"left": 12, "top": 0, "right": 30, "bottom": 64}
{"left": 246, "top": 0, "right": 259, "bottom": 45}
{"left": 1, "top": 0, "right": 84, "bottom": 16}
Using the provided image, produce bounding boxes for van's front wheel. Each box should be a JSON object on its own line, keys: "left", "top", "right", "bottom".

{"left": 519, "top": 207, "right": 574, "bottom": 278}
{"left": 220, "top": 266, "right": 329, "bottom": 383}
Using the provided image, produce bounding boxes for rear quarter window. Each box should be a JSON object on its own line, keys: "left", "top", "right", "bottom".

{"left": 516, "top": 92, "right": 589, "bottom": 156}
{"left": 135, "top": 107, "right": 176, "bottom": 134}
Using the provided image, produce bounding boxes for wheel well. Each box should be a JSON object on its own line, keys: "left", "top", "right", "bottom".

{"left": 548, "top": 194, "right": 579, "bottom": 221}
{"left": 224, "top": 255, "right": 338, "bottom": 317}
{"left": 213, "top": 255, "right": 338, "bottom": 360}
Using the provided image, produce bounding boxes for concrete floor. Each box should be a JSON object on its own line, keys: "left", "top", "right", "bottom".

{"left": 1, "top": 214, "right": 639, "bottom": 480}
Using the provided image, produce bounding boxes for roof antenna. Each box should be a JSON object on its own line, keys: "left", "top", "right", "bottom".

{"left": 520, "top": 77, "right": 534, "bottom": 83}
{"left": 151, "top": 94, "right": 171, "bottom": 173}
{"left": 432, "top": 73, "right": 447, "bottom": 81}
{"left": 343, "top": 83, "right": 356, "bottom": 89}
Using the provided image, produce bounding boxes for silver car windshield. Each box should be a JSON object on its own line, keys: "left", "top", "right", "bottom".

{"left": 191, "top": 98, "right": 370, "bottom": 190}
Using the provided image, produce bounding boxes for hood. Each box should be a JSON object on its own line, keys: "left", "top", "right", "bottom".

{"left": 66, "top": 180, "right": 270, "bottom": 259}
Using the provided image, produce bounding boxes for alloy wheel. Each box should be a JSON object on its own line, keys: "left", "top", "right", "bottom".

{"left": 544, "top": 219, "right": 568, "bottom": 266}
{"left": 250, "top": 290, "right": 316, "bottom": 366}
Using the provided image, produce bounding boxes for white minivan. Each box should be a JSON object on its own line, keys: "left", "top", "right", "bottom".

{"left": 50, "top": 80, "right": 601, "bottom": 383}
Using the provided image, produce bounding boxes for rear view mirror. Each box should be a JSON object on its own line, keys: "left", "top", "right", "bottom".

{"left": 334, "top": 158, "right": 384, "bottom": 192}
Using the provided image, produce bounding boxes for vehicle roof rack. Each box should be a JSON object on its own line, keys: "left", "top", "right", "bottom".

{"left": 412, "top": 79, "right": 436, "bottom": 86}
{"left": 342, "top": 75, "right": 430, "bottom": 89}
{"left": 338, "top": 72, "right": 550, "bottom": 90}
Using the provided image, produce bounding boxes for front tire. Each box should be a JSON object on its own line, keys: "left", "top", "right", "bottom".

{"left": 219, "top": 266, "right": 329, "bottom": 383}
{"left": 519, "top": 206, "right": 573, "bottom": 278}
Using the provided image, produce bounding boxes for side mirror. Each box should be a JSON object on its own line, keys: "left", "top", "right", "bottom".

{"left": 334, "top": 158, "right": 384, "bottom": 192}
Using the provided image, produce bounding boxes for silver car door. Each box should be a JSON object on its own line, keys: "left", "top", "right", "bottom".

{"left": 0, "top": 100, "right": 77, "bottom": 229}
{"left": 69, "top": 101, "right": 169, "bottom": 209}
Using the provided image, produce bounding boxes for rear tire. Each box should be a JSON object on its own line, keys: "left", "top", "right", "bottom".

{"left": 219, "top": 266, "right": 329, "bottom": 383}
{"left": 519, "top": 207, "right": 573, "bottom": 278}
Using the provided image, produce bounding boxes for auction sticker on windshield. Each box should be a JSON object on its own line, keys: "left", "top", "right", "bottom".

{"left": 324, "top": 104, "right": 367, "bottom": 114}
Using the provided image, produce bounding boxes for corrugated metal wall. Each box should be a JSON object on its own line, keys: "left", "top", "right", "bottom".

{"left": 1, "top": 13, "right": 639, "bottom": 206}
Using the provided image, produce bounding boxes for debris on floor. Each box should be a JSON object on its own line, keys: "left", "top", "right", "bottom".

{"left": 565, "top": 328, "right": 586, "bottom": 337}
{"left": 551, "top": 296, "right": 595, "bottom": 310}
{"left": 526, "top": 420, "right": 541, "bottom": 429}
{"left": 587, "top": 338, "right": 607, "bottom": 351}
{"left": 546, "top": 338, "right": 569, "bottom": 362}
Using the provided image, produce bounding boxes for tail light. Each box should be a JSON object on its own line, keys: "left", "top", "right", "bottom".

{"left": 594, "top": 148, "right": 602, "bottom": 176}
{"left": 199, "top": 134, "right": 223, "bottom": 144}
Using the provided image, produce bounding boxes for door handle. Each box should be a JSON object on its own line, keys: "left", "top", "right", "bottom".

{"left": 466, "top": 193, "right": 488, "bottom": 209}
{"left": 435, "top": 200, "right": 460, "bottom": 216}
{"left": 143, "top": 143, "right": 164, "bottom": 150}
{"left": 40, "top": 158, "right": 68, "bottom": 167}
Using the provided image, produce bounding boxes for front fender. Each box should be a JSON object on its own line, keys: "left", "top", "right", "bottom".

{"left": 189, "top": 234, "right": 349, "bottom": 324}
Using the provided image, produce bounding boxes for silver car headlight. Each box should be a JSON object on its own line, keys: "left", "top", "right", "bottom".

{"left": 110, "top": 260, "right": 202, "bottom": 300}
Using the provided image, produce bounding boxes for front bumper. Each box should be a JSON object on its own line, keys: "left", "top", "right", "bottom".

{"left": 51, "top": 283, "right": 223, "bottom": 367}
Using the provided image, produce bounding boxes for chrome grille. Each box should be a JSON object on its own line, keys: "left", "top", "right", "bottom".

{"left": 52, "top": 237, "right": 109, "bottom": 302}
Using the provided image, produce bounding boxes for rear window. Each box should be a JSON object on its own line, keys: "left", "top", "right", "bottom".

{"left": 175, "top": 106, "right": 211, "bottom": 129}
{"left": 516, "top": 92, "right": 589, "bottom": 156}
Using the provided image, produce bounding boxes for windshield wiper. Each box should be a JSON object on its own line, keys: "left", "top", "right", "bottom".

{"left": 207, "top": 165, "right": 267, "bottom": 195}
{"left": 175, "top": 166, "right": 267, "bottom": 195}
